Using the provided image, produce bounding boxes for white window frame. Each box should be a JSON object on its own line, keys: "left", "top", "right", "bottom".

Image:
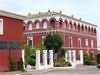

{"left": 85, "top": 39, "right": 88, "bottom": 46}
{"left": 43, "top": 22, "right": 47, "bottom": 29}
{"left": 36, "top": 23, "right": 40, "bottom": 29}
{"left": 27, "top": 37, "right": 33, "bottom": 47}
{"left": 91, "top": 40, "right": 94, "bottom": 48}
{"left": 28, "top": 23, "right": 32, "bottom": 30}
{"left": 0, "top": 19, "right": 3, "bottom": 34}
{"left": 78, "top": 38, "right": 81, "bottom": 48}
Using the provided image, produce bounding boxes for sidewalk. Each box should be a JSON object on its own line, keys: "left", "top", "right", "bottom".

{"left": 0, "top": 67, "right": 73, "bottom": 75}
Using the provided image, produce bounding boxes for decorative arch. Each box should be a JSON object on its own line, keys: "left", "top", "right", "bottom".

{"left": 88, "top": 26, "right": 90, "bottom": 32}
{"left": 91, "top": 27, "right": 93, "bottom": 33}
{"left": 34, "top": 20, "right": 40, "bottom": 29}
{"left": 94, "top": 28, "right": 96, "bottom": 33}
{"left": 41, "top": 19, "right": 48, "bottom": 29}
{"left": 78, "top": 23, "right": 81, "bottom": 32}
{"left": 59, "top": 18, "right": 63, "bottom": 28}
{"left": 73, "top": 22, "right": 77, "bottom": 31}
{"left": 64, "top": 19, "right": 68, "bottom": 29}
{"left": 49, "top": 17, "right": 56, "bottom": 29}
{"left": 81, "top": 24, "right": 84, "bottom": 32}
{"left": 27, "top": 21, "right": 33, "bottom": 30}
{"left": 85, "top": 26, "right": 87, "bottom": 32}
{"left": 69, "top": 20, "right": 73, "bottom": 30}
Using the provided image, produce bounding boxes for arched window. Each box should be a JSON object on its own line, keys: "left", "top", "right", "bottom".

{"left": 81, "top": 25, "right": 84, "bottom": 32}
{"left": 64, "top": 20, "right": 68, "bottom": 29}
{"left": 94, "top": 28, "right": 96, "bottom": 33}
{"left": 27, "top": 21, "right": 33, "bottom": 30}
{"left": 73, "top": 22, "right": 76, "bottom": 31}
{"left": 41, "top": 19, "right": 48, "bottom": 29}
{"left": 85, "top": 26, "right": 87, "bottom": 32}
{"left": 36, "top": 22, "right": 40, "bottom": 29}
{"left": 78, "top": 23, "right": 80, "bottom": 32}
{"left": 69, "top": 21, "right": 73, "bottom": 30}
{"left": 88, "top": 27, "right": 90, "bottom": 32}
{"left": 34, "top": 20, "right": 40, "bottom": 29}
{"left": 49, "top": 18, "right": 56, "bottom": 29}
{"left": 43, "top": 22, "right": 47, "bottom": 29}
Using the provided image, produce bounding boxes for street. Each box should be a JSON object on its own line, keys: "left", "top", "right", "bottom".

{"left": 23, "top": 66, "right": 100, "bottom": 75}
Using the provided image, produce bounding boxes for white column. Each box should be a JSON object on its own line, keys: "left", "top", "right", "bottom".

{"left": 68, "top": 50, "right": 72, "bottom": 63}
{"left": 43, "top": 50, "right": 47, "bottom": 68}
{"left": 22, "top": 49, "right": 25, "bottom": 70}
{"left": 65, "top": 51, "right": 68, "bottom": 61}
{"left": 49, "top": 50, "right": 54, "bottom": 68}
{"left": 36, "top": 50, "right": 41, "bottom": 70}
{"left": 72, "top": 50, "right": 76, "bottom": 66}
{"left": 80, "top": 50, "right": 84, "bottom": 64}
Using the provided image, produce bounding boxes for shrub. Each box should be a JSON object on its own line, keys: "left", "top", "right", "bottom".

{"left": 9, "top": 58, "right": 17, "bottom": 71}
{"left": 96, "top": 53, "right": 100, "bottom": 64}
{"left": 17, "top": 58, "right": 24, "bottom": 71}
{"left": 55, "top": 58, "right": 71, "bottom": 67}
{"left": 28, "top": 56, "right": 36, "bottom": 66}
{"left": 84, "top": 53, "right": 95, "bottom": 65}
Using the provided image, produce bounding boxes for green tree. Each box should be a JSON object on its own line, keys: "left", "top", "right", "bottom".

{"left": 44, "top": 33, "right": 63, "bottom": 53}
{"left": 24, "top": 45, "right": 36, "bottom": 67}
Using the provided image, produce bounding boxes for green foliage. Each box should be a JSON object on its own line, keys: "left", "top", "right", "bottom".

{"left": 28, "top": 56, "right": 36, "bottom": 66}
{"left": 9, "top": 58, "right": 17, "bottom": 71}
{"left": 58, "top": 48, "right": 66, "bottom": 58}
{"left": 17, "top": 58, "right": 24, "bottom": 71}
{"left": 96, "top": 52, "right": 100, "bottom": 64}
{"left": 84, "top": 53, "right": 95, "bottom": 65}
{"left": 55, "top": 58, "right": 71, "bottom": 67}
{"left": 24, "top": 45, "right": 36, "bottom": 66}
{"left": 44, "top": 33, "right": 63, "bottom": 53}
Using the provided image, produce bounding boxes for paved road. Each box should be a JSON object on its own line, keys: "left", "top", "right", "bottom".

{"left": 1, "top": 66, "right": 100, "bottom": 75}
{"left": 25, "top": 66, "right": 100, "bottom": 75}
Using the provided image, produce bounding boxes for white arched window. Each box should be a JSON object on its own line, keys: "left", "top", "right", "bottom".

{"left": 36, "top": 22, "right": 40, "bottom": 29}
{"left": 28, "top": 23, "right": 32, "bottom": 30}
{"left": 43, "top": 22, "right": 47, "bottom": 29}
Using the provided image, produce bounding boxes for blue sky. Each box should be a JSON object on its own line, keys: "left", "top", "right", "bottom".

{"left": 0, "top": 0, "right": 100, "bottom": 46}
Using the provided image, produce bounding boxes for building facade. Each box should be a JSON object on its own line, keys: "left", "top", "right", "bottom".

{"left": 24, "top": 11, "right": 97, "bottom": 59}
{"left": 0, "top": 10, "right": 25, "bottom": 71}
{"left": 0, "top": 10, "right": 97, "bottom": 71}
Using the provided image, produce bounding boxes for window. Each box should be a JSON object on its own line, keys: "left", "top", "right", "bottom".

{"left": 27, "top": 37, "right": 33, "bottom": 47}
{"left": 91, "top": 40, "right": 94, "bottom": 48}
{"left": 78, "top": 38, "right": 81, "bottom": 48}
{"left": 0, "top": 19, "right": 3, "bottom": 34}
{"left": 28, "top": 23, "right": 32, "bottom": 30}
{"left": 43, "top": 22, "right": 47, "bottom": 29}
{"left": 68, "top": 36, "right": 72, "bottom": 47}
{"left": 85, "top": 39, "right": 88, "bottom": 46}
{"left": 36, "top": 23, "right": 40, "bottom": 29}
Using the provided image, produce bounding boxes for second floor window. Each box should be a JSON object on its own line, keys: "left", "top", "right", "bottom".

{"left": 36, "top": 23, "right": 40, "bottom": 29}
{"left": 43, "top": 22, "right": 47, "bottom": 29}
{"left": 85, "top": 39, "right": 88, "bottom": 46}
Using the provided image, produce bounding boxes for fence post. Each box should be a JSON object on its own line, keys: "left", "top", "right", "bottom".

{"left": 43, "top": 50, "right": 47, "bottom": 68}
{"left": 80, "top": 50, "right": 84, "bottom": 64}
{"left": 49, "top": 50, "right": 54, "bottom": 68}
{"left": 22, "top": 49, "right": 25, "bottom": 70}
{"left": 36, "top": 50, "right": 41, "bottom": 70}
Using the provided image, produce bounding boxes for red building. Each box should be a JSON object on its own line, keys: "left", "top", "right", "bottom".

{"left": 0, "top": 10, "right": 25, "bottom": 71}
{"left": 24, "top": 11, "right": 97, "bottom": 59}
{"left": 0, "top": 10, "right": 97, "bottom": 71}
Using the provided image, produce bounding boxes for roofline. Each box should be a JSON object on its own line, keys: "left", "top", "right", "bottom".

{"left": 0, "top": 10, "right": 26, "bottom": 20}
{"left": 27, "top": 11, "right": 97, "bottom": 27}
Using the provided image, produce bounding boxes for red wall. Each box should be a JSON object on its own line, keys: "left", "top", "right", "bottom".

{"left": 0, "top": 16, "right": 24, "bottom": 71}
